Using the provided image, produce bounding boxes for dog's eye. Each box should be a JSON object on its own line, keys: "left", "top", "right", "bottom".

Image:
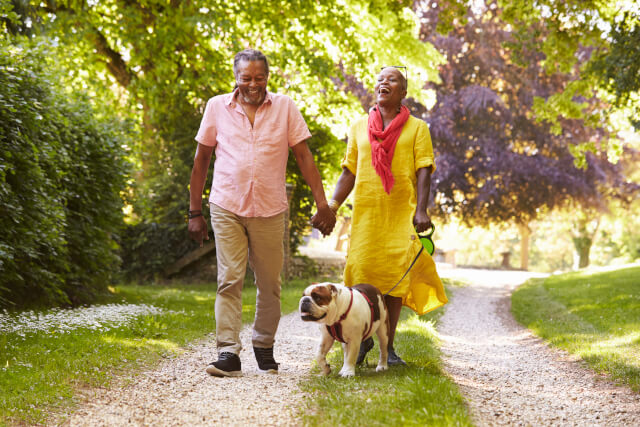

{"left": 311, "top": 293, "right": 321, "bottom": 303}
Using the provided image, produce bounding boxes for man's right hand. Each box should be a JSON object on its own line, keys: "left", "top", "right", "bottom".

{"left": 188, "top": 143, "right": 214, "bottom": 247}
{"left": 188, "top": 216, "right": 209, "bottom": 247}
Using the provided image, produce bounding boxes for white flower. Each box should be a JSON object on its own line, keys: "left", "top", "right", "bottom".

{"left": 0, "top": 304, "right": 174, "bottom": 334}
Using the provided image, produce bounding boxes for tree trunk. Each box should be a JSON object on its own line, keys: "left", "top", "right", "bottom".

{"left": 577, "top": 243, "right": 591, "bottom": 269}
{"left": 572, "top": 215, "right": 600, "bottom": 269}
{"left": 518, "top": 222, "right": 531, "bottom": 271}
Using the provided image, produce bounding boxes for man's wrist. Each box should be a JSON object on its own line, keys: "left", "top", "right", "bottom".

{"left": 188, "top": 209, "right": 203, "bottom": 219}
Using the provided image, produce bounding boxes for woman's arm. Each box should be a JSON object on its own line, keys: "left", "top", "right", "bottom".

{"left": 329, "top": 167, "right": 356, "bottom": 213}
{"left": 414, "top": 166, "right": 433, "bottom": 233}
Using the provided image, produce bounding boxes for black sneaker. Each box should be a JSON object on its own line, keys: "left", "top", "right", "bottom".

{"left": 356, "top": 337, "right": 374, "bottom": 366}
{"left": 206, "top": 352, "right": 242, "bottom": 377}
{"left": 388, "top": 348, "right": 407, "bottom": 366}
{"left": 254, "top": 346, "right": 279, "bottom": 373}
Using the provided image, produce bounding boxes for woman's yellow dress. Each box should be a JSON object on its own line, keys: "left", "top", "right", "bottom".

{"left": 342, "top": 115, "right": 448, "bottom": 315}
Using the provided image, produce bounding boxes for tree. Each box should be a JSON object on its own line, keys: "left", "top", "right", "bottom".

{"left": 412, "top": 1, "right": 639, "bottom": 269}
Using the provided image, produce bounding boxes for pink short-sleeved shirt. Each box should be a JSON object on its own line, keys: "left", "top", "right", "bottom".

{"left": 195, "top": 90, "right": 311, "bottom": 217}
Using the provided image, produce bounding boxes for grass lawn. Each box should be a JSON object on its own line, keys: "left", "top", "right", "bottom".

{"left": 299, "top": 279, "right": 473, "bottom": 427}
{"left": 512, "top": 264, "right": 640, "bottom": 391}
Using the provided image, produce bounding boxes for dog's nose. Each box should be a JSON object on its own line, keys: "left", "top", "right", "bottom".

{"left": 300, "top": 298, "right": 312, "bottom": 312}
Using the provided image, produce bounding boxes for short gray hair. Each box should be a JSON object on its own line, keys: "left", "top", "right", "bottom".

{"left": 233, "top": 49, "right": 269, "bottom": 76}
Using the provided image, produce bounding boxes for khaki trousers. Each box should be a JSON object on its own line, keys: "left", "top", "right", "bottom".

{"left": 210, "top": 203, "right": 284, "bottom": 355}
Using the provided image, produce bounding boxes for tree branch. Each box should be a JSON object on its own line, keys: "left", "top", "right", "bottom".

{"left": 88, "top": 26, "right": 132, "bottom": 88}
{"left": 42, "top": 1, "right": 133, "bottom": 88}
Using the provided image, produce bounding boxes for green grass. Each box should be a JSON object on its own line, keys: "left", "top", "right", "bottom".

{"left": 512, "top": 264, "right": 640, "bottom": 391}
{"left": 298, "top": 279, "right": 473, "bottom": 427}
{"left": 0, "top": 278, "right": 309, "bottom": 425}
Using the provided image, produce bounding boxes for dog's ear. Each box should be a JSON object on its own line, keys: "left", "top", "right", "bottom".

{"left": 328, "top": 284, "right": 338, "bottom": 297}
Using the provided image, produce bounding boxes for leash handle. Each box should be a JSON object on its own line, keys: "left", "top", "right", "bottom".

{"left": 383, "top": 245, "right": 424, "bottom": 297}
{"left": 417, "top": 224, "right": 435, "bottom": 256}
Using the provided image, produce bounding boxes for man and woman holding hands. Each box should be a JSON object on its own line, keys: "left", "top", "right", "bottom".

{"left": 188, "top": 48, "right": 447, "bottom": 377}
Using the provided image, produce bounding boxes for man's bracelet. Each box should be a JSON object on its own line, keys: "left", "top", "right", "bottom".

{"left": 328, "top": 199, "right": 340, "bottom": 213}
{"left": 188, "top": 210, "right": 203, "bottom": 219}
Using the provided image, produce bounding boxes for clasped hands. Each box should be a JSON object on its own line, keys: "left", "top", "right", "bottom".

{"left": 311, "top": 203, "right": 336, "bottom": 237}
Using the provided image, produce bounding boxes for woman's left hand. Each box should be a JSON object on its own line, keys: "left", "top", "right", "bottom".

{"left": 413, "top": 210, "right": 433, "bottom": 233}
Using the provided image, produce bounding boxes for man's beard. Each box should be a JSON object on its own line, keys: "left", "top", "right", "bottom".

{"left": 240, "top": 89, "right": 265, "bottom": 105}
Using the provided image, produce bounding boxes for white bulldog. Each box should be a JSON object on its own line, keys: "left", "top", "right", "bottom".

{"left": 299, "top": 282, "right": 389, "bottom": 377}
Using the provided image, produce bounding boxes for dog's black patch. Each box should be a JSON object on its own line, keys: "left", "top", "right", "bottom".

{"left": 352, "top": 283, "right": 381, "bottom": 322}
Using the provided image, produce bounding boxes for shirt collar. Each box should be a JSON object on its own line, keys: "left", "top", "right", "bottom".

{"left": 226, "top": 89, "right": 273, "bottom": 108}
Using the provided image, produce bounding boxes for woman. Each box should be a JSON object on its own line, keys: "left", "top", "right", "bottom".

{"left": 328, "top": 66, "right": 448, "bottom": 365}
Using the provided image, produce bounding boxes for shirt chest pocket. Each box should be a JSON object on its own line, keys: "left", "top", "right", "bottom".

{"left": 260, "top": 122, "right": 287, "bottom": 143}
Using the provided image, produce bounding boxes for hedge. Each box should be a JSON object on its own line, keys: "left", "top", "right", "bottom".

{"left": 0, "top": 39, "right": 131, "bottom": 307}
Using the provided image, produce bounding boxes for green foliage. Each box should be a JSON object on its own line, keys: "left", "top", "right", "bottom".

{"left": 0, "top": 0, "right": 20, "bottom": 35}
{"left": 431, "top": 0, "right": 468, "bottom": 34}
{"left": 594, "top": 199, "right": 640, "bottom": 264}
{"left": 589, "top": 12, "right": 640, "bottom": 130}
{"left": 532, "top": 79, "right": 591, "bottom": 134}
{"left": 512, "top": 266, "right": 640, "bottom": 390}
{"left": 0, "top": 37, "right": 131, "bottom": 307}
{"left": 496, "top": 0, "right": 640, "bottom": 133}
{"left": 118, "top": 97, "right": 204, "bottom": 279}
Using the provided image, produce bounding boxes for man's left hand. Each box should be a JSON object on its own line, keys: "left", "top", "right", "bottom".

{"left": 311, "top": 205, "right": 336, "bottom": 236}
{"left": 413, "top": 210, "right": 433, "bottom": 233}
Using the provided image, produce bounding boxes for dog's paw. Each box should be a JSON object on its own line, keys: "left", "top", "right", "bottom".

{"left": 375, "top": 364, "right": 388, "bottom": 372}
{"left": 339, "top": 368, "right": 355, "bottom": 378}
{"left": 321, "top": 364, "right": 331, "bottom": 376}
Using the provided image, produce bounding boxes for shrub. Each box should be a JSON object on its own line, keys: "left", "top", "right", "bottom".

{"left": 0, "top": 39, "right": 131, "bottom": 307}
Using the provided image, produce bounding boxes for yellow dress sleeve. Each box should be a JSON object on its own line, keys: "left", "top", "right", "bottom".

{"left": 414, "top": 120, "right": 436, "bottom": 173}
{"left": 341, "top": 122, "right": 359, "bottom": 175}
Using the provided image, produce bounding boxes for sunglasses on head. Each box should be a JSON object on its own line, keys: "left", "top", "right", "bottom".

{"left": 380, "top": 65, "right": 408, "bottom": 87}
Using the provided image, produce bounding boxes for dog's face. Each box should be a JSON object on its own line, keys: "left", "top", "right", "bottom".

{"left": 299, "top": 283, "right": 338, "bottom": 323}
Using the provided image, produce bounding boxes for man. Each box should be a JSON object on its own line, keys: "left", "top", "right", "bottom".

{"left": 188, "top": 49, "right": 335, "bottom": 377}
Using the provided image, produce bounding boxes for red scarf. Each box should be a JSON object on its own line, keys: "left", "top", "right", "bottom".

{"left": 367, "top": 105, "right": 410, "bottom": 194}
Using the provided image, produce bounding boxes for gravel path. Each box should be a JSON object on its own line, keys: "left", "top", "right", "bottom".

{"left": 61, "top": 313, "right": 320, "bottom": 426}
{"left": 437, "top": 268, "right": 640, "bottom": 426}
